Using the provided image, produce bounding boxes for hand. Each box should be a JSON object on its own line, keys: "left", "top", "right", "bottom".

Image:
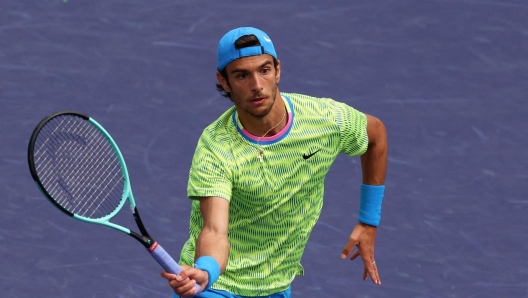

{"left": 340, "top": 223, "right": 381, "bottom": 285}
{"left": 160, "top": 265, "right": 209, "bottom": 297}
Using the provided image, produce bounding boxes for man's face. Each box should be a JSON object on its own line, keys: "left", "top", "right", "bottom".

{"left": 217, "top": 54, "right": 281, "bottom": 119}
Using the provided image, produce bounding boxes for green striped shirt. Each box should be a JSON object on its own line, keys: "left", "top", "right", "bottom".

{"left": 180, "top": 93, "right": 368, "bottom": 296}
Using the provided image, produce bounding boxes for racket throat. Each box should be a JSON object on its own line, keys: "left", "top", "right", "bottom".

{"left": 132, "top": 206, "right": 151, "bottom": 237}
{"left": 130, "top": 207, "right": 156, "bottom": 249}
{"left": 129, "top": 230, "right": 156, "bottom": 249}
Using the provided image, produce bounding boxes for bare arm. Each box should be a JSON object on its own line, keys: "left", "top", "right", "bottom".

{"left": 195, "top": 196, "right": 230, "bottom": 272}
{"left": 161, "top": 196, "right": 229, "bottom": 296}
{"left": 341, "top": 113, "right": 388, "bottom": 286}
{"left": 361, "top": 114, "right": 388, "bottom": 186}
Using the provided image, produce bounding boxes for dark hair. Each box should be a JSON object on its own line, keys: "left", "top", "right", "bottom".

{"left": 216, "top": 35, "right": 278, "bottom": 101}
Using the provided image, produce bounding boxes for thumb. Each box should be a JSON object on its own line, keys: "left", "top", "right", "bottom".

{"left": 160, "top": 270, "right": 178, "bottom": 281}
{"left": 177, "top": 272, "right": 191, "bottom": 282}
{"left": 175, "top": 267, "right": 194, "bottom": 282}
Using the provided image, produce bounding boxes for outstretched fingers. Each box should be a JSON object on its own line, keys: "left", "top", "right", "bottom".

{"left": 360, "top": 250, "right": 381, "bottom": 285}
{"left": 341, "top": 224, "right": 381, "bottom": 285}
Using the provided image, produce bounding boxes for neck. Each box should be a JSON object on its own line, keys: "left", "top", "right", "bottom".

{"left": 238, "top": 93, "right": 288, "bottom": 137}
{"left": 258, "top": 107, "right": 287, "bottom": 139}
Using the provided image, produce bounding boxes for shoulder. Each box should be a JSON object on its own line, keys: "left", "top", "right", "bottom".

{"left": 199, "top": 107, "right": 236, "bottom": 145}
{"left": 282, "top": 92, "right": 344, "bottom": 114}
{"left": 282, "top": 92, "right": 330, "bottom": 105}
{"left": 283, "top": 92, "right": 366, "bottom": 134}
{"left": 282, "top": 92, "right": 349, "bottom": 125}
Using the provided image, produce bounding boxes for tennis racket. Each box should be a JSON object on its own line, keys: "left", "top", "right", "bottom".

{"left": 27, "top": 111, "right": 200, "bottom": 295}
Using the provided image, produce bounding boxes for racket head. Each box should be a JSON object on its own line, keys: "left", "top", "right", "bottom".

{"left": 28, "top": 111, "right": 134, "bottom": 224}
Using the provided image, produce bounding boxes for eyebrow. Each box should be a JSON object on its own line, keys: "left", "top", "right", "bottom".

{"left": 229, "top": 60, "right": 273, "bottom": 75}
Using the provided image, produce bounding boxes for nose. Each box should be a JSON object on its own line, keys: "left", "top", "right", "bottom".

{"left": 250, "top": 72, "right": 263, "bottom": 92}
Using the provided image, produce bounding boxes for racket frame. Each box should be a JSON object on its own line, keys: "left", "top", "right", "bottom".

{"left": 27, "top": 111, "right": 199, "bottom": 295}
{"left": 28, "top": 111, "right": 152, "bottom": 248}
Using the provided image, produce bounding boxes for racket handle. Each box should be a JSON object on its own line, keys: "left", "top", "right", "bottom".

{"left": 149, "top": 242, "right": 202, "bottom": 296}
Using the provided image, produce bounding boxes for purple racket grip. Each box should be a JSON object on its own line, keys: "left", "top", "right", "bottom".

{"left": 149, "top": 242, "right": 201, "bottom": 296}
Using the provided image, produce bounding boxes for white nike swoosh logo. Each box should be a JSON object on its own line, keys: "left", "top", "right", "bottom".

{"left": 263, "top": 36, "right": 271, "bottom": 42}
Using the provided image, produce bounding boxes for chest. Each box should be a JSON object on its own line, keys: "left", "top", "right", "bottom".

{"left": 229, "top": 127, "right": 339, "bottom": 196}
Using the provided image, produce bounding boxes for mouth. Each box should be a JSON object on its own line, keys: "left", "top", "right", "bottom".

{"left": 250, "top": 97, "right": 266, "bottom": 104}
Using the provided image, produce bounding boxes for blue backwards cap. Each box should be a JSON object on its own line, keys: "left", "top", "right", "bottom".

{"left": 217, "top": 27, "right": 277, "bottom": 71}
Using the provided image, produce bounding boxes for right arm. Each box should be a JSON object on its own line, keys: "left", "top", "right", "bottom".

{"left": 161, "top": 196, "right": 230, "bottom": 296}
{"left": 195, "top": 196, "right": 230, "bottom": 272}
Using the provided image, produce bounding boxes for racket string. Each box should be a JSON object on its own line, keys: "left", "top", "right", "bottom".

{"left": 33, "top": 115, "right": 125, "bottom": 219}
{"left": 59, "top": 124, "right": 119, "bottom": 216}
{"left": 39, "top": 121, "right": 100, "bottom": 201}
{"left": 62, "top": 123, "right": 123, "bottom": 216}
{"left": 39, "top": 120, "right": 107, "bottom": 205}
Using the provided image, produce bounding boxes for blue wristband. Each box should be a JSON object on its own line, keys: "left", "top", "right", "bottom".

{"left": 194, "top": 256, "right": 220, "bottom": 290}
{"left": 358, "top": 184, "right": 385, "bottom": 226}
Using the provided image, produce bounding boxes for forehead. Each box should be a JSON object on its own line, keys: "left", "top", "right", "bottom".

{"left": 225, "top": 54, "right": 274, "bottom": 73}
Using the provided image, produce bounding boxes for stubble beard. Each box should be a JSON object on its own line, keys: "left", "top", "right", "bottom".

{"left": 233, "top": 84, "right": 278, "bottom": 119}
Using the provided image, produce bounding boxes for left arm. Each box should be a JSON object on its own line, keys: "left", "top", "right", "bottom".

{"left": 341, "top": 114, "right": 388, "bottom": 285}
{"left": 360, "top": 114, "right": 387, "bottom": 186}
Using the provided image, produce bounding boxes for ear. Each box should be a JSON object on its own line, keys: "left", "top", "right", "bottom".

{"left": 275, "top": 60, "right": 281, "bottom": 84}
{"left": 216, "top": 71, "right": 231, "bottom": 93}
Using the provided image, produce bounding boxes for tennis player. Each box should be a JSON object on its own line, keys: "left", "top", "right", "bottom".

{"left": 161, "top": 27, "right": 388, "bottom": 298}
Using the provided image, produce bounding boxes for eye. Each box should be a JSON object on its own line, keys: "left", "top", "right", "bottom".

{"left": 261, "top": 68, "right": 271, "bottom": 75}
{"left": 236, "top": 73, "right": 247, "bottom": 79}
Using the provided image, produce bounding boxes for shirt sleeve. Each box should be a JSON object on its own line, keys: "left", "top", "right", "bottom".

{"left": 332, "top": 100, "right": 369, "bottom": 156}
{"left": 187, "top": 133, "right": 232, "bottom": 201}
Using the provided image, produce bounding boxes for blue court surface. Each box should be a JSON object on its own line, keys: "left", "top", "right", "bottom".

{"left": 1, "top": 1, "right": 527, "bottom": 297}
